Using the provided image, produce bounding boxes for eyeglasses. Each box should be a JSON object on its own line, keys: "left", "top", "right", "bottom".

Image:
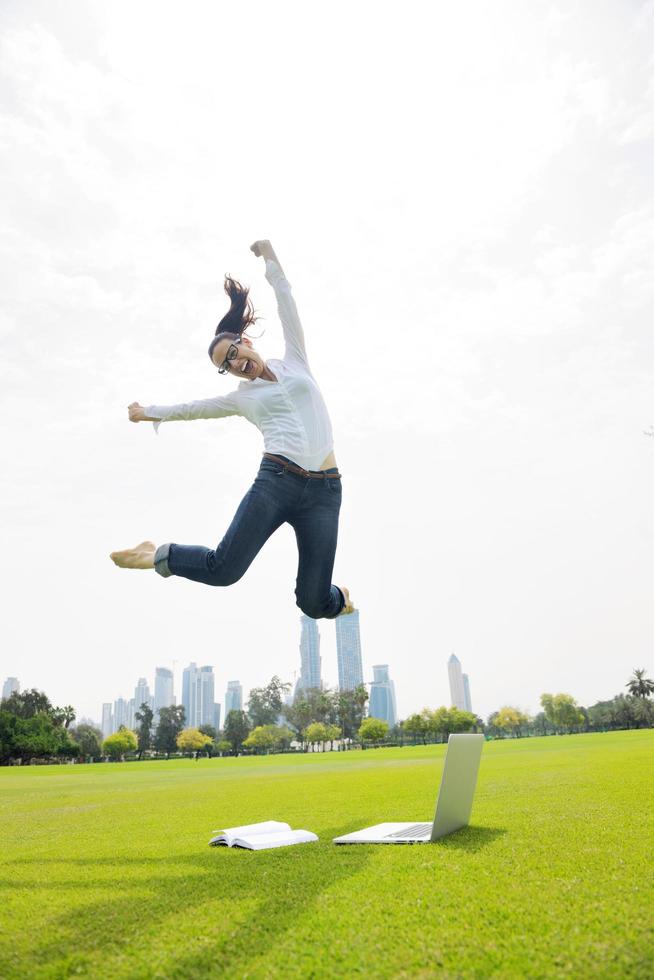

{"left": 217, "top": 341, "right": 240, "bottom": 375}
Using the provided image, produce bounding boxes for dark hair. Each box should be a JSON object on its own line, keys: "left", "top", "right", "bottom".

{"left": 208, "top": 275, "right": 261, "bottom": 363}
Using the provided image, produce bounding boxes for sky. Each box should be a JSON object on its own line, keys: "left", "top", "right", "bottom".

{"left": 1, "top": 0, "right": 653, "bottom": 725}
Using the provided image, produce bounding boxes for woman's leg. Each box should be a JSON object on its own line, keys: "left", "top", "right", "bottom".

{"left": 289, "top": 477, "right": 345, "bottom": 619}
{"left": 153, "top": 463, "right": 293, "bottom": 587}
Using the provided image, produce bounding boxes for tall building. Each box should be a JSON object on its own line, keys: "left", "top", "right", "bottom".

{"left": 336, "top": 610, "right": 364, "bottom": 691}
{"left": 101, "top": 703, "right": 113, "bottom": 738}
{"left": 296, "top": 615, "right": 322, "bottom": 694}
{"left": 2, "top": 677, "right": 19, "bottom": 701}
{"left": 448, "top": 654, "right": 472, "bottom": 712}
{"left": 182, "top": 663, "right": 216, "bottom": 728}
{"left": 113, "top": 697, "right": 128, "bottom": 731}
{"left": 198, "top": 667, "right": 216, "bottom": 727}
{"left": 213, "top": 703, "right": 221, "bottom": 732}
{"left": 368, "top": 664, "right": 397, "bottom": 728}
{"left": 224, "top": 681, "right": 243, "bottom": 717}
{"left": 134, "top": 677, "right": 152, "bottom": 713}
{"left": 462, "top": 673, "right": 473, "bottom": 714}
{"left": 154, "top": 667, "right": 174, "bottom": 714}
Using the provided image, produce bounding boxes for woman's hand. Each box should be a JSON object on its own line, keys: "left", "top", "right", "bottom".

{"left": 128, "top": 402, "right": 146, "bottom": 423}
{"left": 250, "top": 239, "right": 274, "bottom": 260}
{"left": 250, "top": 240, "right": 284, "bottom": 276}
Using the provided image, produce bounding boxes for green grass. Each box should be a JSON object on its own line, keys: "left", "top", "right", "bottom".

{"left": 1, "top": 731, "right": 653, "bottom": 979}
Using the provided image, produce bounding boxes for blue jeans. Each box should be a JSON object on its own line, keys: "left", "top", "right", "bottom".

{"left": 154, "top": 455, "right": 345, "bottom": 619}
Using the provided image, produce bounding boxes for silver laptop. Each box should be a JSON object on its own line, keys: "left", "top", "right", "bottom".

{"left": 333, "top": 733, "right": 484, "bottom": 844}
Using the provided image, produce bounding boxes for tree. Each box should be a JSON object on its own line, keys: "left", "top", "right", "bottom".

{"left": 626, "top": 669, "right": 654, "bottom": 699}
{"left": 53, "top": 705, "right": 76, "bottom": 729}
{"left": 0, "top": 712, "right": 19, "bottom": 764}
{"left": 302, "top": 722, "right": 341, "bottom": 751}
{"left": 103, "top": 729, "right": 137, "bottom": 760}
{"left": 283, "top": 687, "right": 336, "bottom": 748}
{"left": 247, "top": 676, "right": 291, "bottom": 728}
{"left": 325, "top": 724, "right": 341, "bottom": 750}
{"left": 0, "top": 705, "right": 78, "bottom": 764}
{"left": 540, "top": 693, "right": 584, "bottom": 733}
{"left": 223, "top": 710, "right": 251, "bottom": 755}
{"left": 404, "top": 712, "right": 429, "bottom": 744}
{"left": 494, "top": 706, "right": 530, "bottom": 738}
{"left": 632, "top": 695, "right": 654, "bottom": 728}
{"left": 244, "top": 725, "right": 276, "bottom": 753}
{"left": 304, "top": 722, "right": 330, "bottom": 750}
{"left": 177, "top": 728, "right": 212, "bottom": 758}
{"left": 609, "top": 694, "right": 638, "bottom": 729}
{"left": 1, "top": 689, "right": 53, "bottom": 719}
{"left": 71, "top": 723, "right": 103, "bottom": 761}
{"left": 336, "top": 686, "right": 369, "bottom": 741}
{"left": 215, "top": 739, "right": 231, "bottom": 756}
{"left": 243, "top": 723, "right": 294, "bottom": 754}
{"left": 154, "top": 705, "right": 186, "bottom": 758}
{"left": 359, "top": 717, "right": 388, "bottom": 744}
{"left": 198, "top": 725, "right": 217, "bottom": 757}
{"left": 135, "top": 703, "right": 154, "bottom": 760}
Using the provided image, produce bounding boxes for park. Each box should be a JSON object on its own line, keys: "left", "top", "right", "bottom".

{"left": 1, "top": 730, "right": 652, "bottom": 978}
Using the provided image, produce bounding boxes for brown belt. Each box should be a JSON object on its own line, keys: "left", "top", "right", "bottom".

{"left": 263, "top": 453, "right": 341, "bottom": 479}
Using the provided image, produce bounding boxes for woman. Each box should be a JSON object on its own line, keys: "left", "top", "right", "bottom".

{"left": 110, "top": 239, "right": 354, "bottom": 619}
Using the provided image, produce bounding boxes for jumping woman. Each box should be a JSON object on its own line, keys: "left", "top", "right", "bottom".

{"left": 110, "top": 239, "right": 354, "bottom": 619}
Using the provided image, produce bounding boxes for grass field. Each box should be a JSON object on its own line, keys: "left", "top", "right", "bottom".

{"left": 1, "top": 730, "right": 653, "bottom": 979}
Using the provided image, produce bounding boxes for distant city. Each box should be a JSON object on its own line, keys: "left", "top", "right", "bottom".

{"left": 2, "top": 615, "right": 475, "bottom": 732}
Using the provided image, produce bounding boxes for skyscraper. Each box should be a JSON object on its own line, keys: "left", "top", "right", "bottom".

{"left": 296, "top": 615, "right": 322, "bottom": 694}
{"left": 462, "top": 673, "right": 473, "bottom": 714}
{"left": 213, "top": 703, "right": 221, "bottom": 732}
{"left": 2, "top": 677, "right": 19, "bottom": 701}
{"left": 101, "top": 703, "right": 113, "bottom": 738}
{"left": 368, "top": 664, "right": 397, "bottom": 728}
{"left": 182, "top": 663, "right": 216, "bottom": 728}
{"left": 113, "top": 697, "right": 128, "bottom": 730}
{"left": 199, "top": 667, "right": 216, "bottom": 727}
{"left": 336, "top": 610, "right": 364, "bottom": 691}
{"left": 224, "top": 681, "right": 243, "bottom": 716}
{"left": 134, "top": 677, "right": 152, "bottom": 712}
{"left": 448, "top": 654, "right": 472, "bottom": 712}
{"left": 154, "top": 667, "right": 174, "bottom": 715}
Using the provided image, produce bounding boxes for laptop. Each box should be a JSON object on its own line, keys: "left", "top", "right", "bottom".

{"left": 333, "top": 733, "right": 484, "bottom": 844}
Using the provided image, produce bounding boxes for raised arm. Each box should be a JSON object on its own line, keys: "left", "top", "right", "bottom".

{"left": 250, "top": 239, "right": 308, "bottom": 365}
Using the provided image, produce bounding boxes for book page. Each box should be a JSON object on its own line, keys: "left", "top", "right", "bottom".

{"left": 233, "top": 829, "right": 318, "bottom": 851}
{"left": 209, "top": 821, "right": 291, "bottom": 846}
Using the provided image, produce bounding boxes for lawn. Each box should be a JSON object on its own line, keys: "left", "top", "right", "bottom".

{"left": 1, "top": 730, "right": 653, "bottom": 978}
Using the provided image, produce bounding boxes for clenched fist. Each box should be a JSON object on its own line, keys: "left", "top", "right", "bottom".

{"left": 250, "top": 239, "right": 274, "bottom": 259}
{"left": 128, "top": 402, "right": 146, "bottom": 422}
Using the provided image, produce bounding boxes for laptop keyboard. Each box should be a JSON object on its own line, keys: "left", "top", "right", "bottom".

{"left": 385, "top": 823, "right": 432, "bottom": 839}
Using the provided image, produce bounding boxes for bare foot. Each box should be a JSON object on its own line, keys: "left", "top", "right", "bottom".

{"left": 110, "top": 541, "right": 157, "bottom": 569}
{"left": 338, "top": 586, "right": 356, "bottom": 615}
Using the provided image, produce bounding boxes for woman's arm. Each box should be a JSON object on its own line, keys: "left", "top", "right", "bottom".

{"left": 128, "top": 394, "right": 240, "bottom": 428}
{"left": 250, "top": 239, "right": 308, "bottom": 365}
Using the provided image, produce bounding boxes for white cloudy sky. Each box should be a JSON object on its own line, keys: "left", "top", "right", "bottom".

{"left": 1, "top": 0, "right": 653, "bottom": 724}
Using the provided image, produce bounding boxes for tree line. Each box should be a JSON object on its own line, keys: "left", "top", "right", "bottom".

{"left": 0, "top": 668, "right": 651, "bottom": 764}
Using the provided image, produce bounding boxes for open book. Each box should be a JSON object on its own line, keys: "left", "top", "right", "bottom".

{"left": 209, "top": 820, "right": 318, "bottom": 851}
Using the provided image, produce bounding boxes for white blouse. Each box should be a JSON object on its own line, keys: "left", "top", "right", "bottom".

{"left": 145, "top": 259, "right": 335, "bottom": 472}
